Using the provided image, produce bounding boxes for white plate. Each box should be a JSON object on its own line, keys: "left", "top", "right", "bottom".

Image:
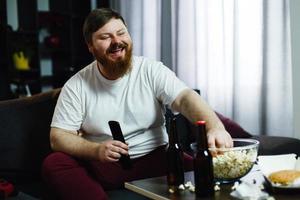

{"left": 257, "top": 154, "right": 300, "bottom": 193}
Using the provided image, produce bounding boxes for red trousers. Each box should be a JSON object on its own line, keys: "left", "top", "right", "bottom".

{"left": 42, "top": 146, "right": 193, "bottom": 200}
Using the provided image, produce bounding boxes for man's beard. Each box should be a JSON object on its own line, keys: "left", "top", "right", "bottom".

{"left": 96, "top": 43, "right": 133, "bottom": 79}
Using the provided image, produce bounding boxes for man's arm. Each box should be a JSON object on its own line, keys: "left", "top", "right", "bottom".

{"left": 50, "top": 127, "right": 129, "bottom": 162}
{"left": 171, "top": 89, "right": 233, "bottom": 148}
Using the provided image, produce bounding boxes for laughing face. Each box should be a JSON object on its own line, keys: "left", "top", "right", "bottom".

{"left": 88, "top": 18, "right": 133, "bottom": 80}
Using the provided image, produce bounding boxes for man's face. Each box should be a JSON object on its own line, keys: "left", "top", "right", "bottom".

{"left": 88, "top": 18, "right": 133, "bottom": 79}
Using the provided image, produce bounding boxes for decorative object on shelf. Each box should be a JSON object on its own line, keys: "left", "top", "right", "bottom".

{"left": 12, "top": 51, "right": 30, "bottom": 70}
{"left": 44, "top": 34, "right": 60, "bottom": 48}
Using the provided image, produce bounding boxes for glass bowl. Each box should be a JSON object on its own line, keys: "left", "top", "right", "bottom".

{"left": 191, "top": 138, "right": 259, "bottom": 183}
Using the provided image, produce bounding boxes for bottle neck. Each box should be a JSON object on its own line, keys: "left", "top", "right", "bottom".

{"left": 168, "top": 117, "right": 179, "bottom": 145}
{"left": 196, "top": 121, "right": 208, "bottom": 150}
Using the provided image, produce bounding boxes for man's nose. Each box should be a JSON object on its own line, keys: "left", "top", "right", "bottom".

{"left": 111, "top": 35, "right": 122, "bottom": 44}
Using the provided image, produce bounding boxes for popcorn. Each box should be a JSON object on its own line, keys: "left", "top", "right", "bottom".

{"left": 168, "top": 188, "right": 175, "bottom": 193}
{"left": 231, "top": 181, "right": 240, "bottom": 190}
{"left": 214, "top": 184, "right": 221, "bottom": 191}
{"left": 169, "top": 181, "right": 219, "bottom": 193}
{"left": 188, "top": 185, "right": 195, "bottom": 192}
{"left": 178, "top": 184, "right": 185, "bottom": 190}
{"left": 184, "top": 181, "right": 193, "bottom": 188}
{"left": 213, "top": 149, "right": 257, "bottom": 180}
{"left": 167, "top": 184, "right": 186, "bottom": 193}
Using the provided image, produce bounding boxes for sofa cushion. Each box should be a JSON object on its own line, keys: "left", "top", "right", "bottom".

{"left": 0, "top": 89, "right": 60, "bottom": 183}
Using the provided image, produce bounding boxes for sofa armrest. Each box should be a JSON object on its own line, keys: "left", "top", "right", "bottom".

{"left": 252, "top": 135, "right": 300, "bottom": 156}
{"left": 0, "top": 89, "right": 61, "bottom": 183}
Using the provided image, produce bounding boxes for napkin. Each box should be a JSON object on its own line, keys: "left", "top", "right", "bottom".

{"left": 230, "top": 165, "right": 274, "bottom": 199}
{"left": 230, "top": 181, "right": 271, "bottom": 200}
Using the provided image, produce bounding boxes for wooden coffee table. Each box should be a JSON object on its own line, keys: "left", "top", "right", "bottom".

{"left": 125, "top": 166, "right": 300, "bottom": 200}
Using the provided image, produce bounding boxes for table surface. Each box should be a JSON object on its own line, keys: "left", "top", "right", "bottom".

{"left": 125, "top": 165, "right": 300, "bottom": 200}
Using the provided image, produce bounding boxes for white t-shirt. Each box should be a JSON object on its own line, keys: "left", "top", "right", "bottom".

{"left": 51, "top": 56, "right": 188, "bottom": 158}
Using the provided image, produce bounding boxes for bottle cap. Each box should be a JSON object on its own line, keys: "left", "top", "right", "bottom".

{"left": 195, "top": 120, "right": 206, "bottom": 125}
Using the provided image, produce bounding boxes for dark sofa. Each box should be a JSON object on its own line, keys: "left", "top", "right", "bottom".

{"left": 0, "top": 89, "right": 300, "bottom": 199}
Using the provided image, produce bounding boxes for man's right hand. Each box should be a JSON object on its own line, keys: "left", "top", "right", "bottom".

{"left": 98, "top": 140, "right": 129, "bottom": 162}
{"left": 50, "top": 128, "right": 129, "bottom": 162}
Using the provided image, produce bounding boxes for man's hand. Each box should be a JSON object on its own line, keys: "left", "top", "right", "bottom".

{"left": 97, "top": 140, "right": 129, "bottom": 162}
{"left": 50, "top": 128, "right": 130, "bottom": 162}
{"left": 172, "top": 89, "right": 234, "bottom": 149}
{"left": 207, "top": 128, "right": 233, "bottom": 148}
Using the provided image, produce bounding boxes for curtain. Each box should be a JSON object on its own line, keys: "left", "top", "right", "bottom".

{"left": 110, "top": 0, "right": 293, "bottom": 137}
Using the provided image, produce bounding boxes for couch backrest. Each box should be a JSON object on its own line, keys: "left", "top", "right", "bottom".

{"left": 0, "top": 88, "right": 61, "bottom": 183}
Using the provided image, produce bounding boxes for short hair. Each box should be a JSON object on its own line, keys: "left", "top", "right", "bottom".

{"left": 83, "top": 8, "right": 126, "bottom": 44}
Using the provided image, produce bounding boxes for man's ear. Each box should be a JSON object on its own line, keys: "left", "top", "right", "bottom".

{"left": 87, "top": 42, "right": 94, "bottom": 54}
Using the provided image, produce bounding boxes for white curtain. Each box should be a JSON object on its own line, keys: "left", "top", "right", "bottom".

{"left": 110, "top": 0, "right": 293, "bottom": 137}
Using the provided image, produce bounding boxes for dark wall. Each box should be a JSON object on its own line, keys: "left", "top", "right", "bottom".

{"left": 0, "top": 0, "right": 13, "bottom": 100}
{"left": 0, "top": 0, "right": 110, "bottom": 100}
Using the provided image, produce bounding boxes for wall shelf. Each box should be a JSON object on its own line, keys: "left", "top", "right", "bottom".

{"left": 0, "top": 0, "right": 109, "bottom": 99}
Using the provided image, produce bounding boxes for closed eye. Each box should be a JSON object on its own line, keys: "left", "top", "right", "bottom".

{"left": 118, "top": 31, "right": 126, "bottom": 36}
{"left": 100, "top": 36, "right": 110, "bottom": 40}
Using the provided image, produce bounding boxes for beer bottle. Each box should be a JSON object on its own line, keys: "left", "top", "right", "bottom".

{"left": 193, "top": 120, "right": 214, "bottom": 197}
{"left": 166, "top": 116, "right": 184, "bottom": 189}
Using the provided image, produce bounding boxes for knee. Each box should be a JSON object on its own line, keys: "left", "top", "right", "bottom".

{"left": 42, "top": 152, "right": 78, "bottom": 179}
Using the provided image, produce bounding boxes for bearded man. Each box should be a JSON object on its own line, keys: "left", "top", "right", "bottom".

{"left": 42, "top": 8, "right": 233, "bottom": 200}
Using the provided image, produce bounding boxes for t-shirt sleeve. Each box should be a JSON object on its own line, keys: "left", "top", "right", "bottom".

{"left": 51, "top": 76, "right": 83, "bottom": 131}
{"left": 150, "top": 62, "right": 189, "bottom": 107}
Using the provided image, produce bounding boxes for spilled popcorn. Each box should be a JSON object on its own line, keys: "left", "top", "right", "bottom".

{"left": 185, "top": 181, "right": 195, "bottom": 192}
{"left": 168, "top": 178, "right": 274, "bottom": 200}
{"left": 214, "top": 182, "right": 221, "bottom": 191}
{"left": 168, "top": 181, "right": 220, "bottom": 193}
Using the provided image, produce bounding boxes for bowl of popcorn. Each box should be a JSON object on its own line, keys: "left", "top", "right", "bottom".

{"left": 191, "top": 138, "right": 259, "bottom": 183}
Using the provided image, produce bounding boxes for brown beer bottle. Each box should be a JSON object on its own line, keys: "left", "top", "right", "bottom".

{"left": 193, "top": 120, "right": 214, "bottom": 197}
{"left": 166, "top": 116, "right": 184, "bottom": 189}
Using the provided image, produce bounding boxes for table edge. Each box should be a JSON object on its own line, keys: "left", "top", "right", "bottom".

{"left": 125, "top": 182, "right": 169, "bottom": 200}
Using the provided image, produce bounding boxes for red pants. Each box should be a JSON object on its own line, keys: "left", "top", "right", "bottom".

{"left": 42, "top": 146, "right": 193, "bottom": 200}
